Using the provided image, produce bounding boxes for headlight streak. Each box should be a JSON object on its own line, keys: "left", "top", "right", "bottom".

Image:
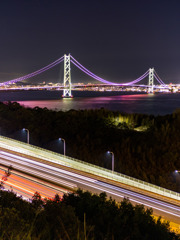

{"left": 0, "top": 139, "right": 179, "bottom": 205}
{"left": 0, "top": 166, "right": 69, "bottom": 194}
{"left": 92, "top": 187, "right": 180, "bottom": 218}
{"left": 5, "top": 179, "right": 61, "bottom": 200}
{"left": 97, "top": 181, "right": 180, "bottom": 212}
{"left": 7, "top": 155, "right": 180, "bottom": 213}
{"left": 0, "top": 151, "right": 96, "bottom": 183}
{"left": 0, "top": 157, "right": 77, "bottom": 189}
{"left": 1, "top": 151, "right": 179, "bottom": 210}
{"left": 0, "top": 152, "right": 179, "bottom": 219}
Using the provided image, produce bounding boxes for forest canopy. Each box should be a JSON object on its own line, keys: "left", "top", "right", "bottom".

{"left": 0, "top": 101, "right": 179, "bottom": 192}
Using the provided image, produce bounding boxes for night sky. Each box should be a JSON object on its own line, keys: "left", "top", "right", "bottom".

{"left": 0, "top": 0, "right": 180, "bottom": 84}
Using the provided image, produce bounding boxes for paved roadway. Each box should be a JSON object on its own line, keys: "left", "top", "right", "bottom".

{"left": 0, "top": 149, "right": 179, "bottom": 227}
{"left": 0, "top": 168, "right": 69, "bottom": 200}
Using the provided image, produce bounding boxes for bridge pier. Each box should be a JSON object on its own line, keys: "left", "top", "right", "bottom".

{"left": 62, "top": 54, "right": 72, "bottom": 98}
{"left": 148, "top": 68, "right": 154, "bottom": 93}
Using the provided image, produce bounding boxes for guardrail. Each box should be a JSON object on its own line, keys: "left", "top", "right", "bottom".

{"left": 0, "top": 135, "right": 179, "bottom": 201}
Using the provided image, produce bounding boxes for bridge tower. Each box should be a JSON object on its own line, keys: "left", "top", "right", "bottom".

{"left": 148, "top": 68, "right": 154, "bottom": 93}
{"left": 63, "top": 54, "right": 72, "bottom": 98}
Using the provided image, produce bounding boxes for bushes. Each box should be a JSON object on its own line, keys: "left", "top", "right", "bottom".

{"left": 0, "top": 190, "right": 178, "bottom": 240}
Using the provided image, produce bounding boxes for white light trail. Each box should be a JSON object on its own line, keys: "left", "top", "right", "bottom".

{"left": 0, "top": 151, "right": 179, "bottom": 219}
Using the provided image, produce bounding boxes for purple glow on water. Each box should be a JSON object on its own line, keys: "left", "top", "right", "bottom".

{"left": 10, "top": 91, "right": 180, "bottom": 116}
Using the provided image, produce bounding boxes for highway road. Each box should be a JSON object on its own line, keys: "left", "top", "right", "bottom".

{"left": 0, "top": 168, "right": 70, "bottom": 200}
{"left": 0, "top": 148, "right": 179, "bottom": 227}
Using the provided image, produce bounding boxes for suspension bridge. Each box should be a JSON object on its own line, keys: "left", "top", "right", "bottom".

{"left": 0, "top": 54, "right": 168, "bottom": 97}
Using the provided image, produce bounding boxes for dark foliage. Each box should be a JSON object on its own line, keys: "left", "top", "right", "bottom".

{"left": 0, "top": 189, "right": 178, "bottom": 240}
{"left": 0, "top": 101, "right": 180, "bottom": 192}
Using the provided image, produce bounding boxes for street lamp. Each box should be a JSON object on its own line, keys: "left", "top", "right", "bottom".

{"left": 59, "top": 138, "right": 66, "bottom": 155}
{"left": 175, "top": 170, "right": 180, "bottom": 173}
{"left": 23, "top": 128, "right": 29, "bottom": 144}
{"left": 107, "top": 151, "right": 114, "bottom": 173}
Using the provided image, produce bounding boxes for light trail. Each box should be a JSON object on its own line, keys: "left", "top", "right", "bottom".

{"left": 0, "top": 151, "right": 96, "bottom": 183}
{"left": 0, "top": 168, "right": 68, "bottom": 199}
{"left": 0, "top": 157, "right": 77, "bottom": 190}
{"left": 1, "top": 151, "right": 179, "bottom": 213}
{"left": 0, "top": 137, "right": 179, "bottom": 203}
{"left": 0, "top": 150, "right": 179, "bottom": 224}
{"left": 97, "top": 181, "right": 180, "bottom": 213}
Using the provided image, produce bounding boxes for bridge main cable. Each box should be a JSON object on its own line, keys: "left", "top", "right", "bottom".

{"left": 0, "top": 56, "right": 64, "bottom": 86}
{"left": 153, "top": 70, "right": 166, "bottom": 86}
{"left": 71, "top": 56, "right": 119, "bottom": 85}
{"left": 70, "top": 55, "right": 149, "bottom": 85}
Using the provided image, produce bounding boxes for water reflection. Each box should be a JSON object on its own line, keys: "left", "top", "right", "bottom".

{"left": 16, "top": 92, "right": 180, "bottom": 115}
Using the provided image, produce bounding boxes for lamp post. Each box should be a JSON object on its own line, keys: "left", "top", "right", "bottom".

{"left": 59, "top": 138, "right": 66, "bottom": 155}
{"left": 23, "top": 128, "right": 29, "bottom": 144}
{"left": 107, "top": 151, "right": 114, "bottom": 173}
{"left": 175, "top": 170, "right": 180, "bottom": 173}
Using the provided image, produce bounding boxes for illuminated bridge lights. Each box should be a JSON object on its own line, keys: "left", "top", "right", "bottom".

{"left": 0, "top": 54, "right": 168, "bottom": 95}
